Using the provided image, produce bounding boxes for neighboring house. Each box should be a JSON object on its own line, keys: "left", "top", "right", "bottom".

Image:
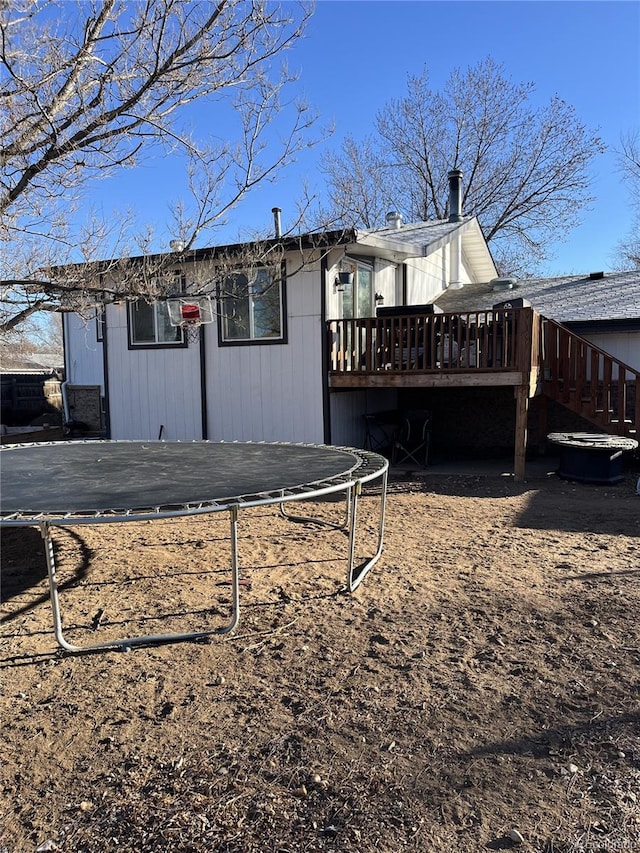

{"left": 1, "top": 352, "right": 64, "bottom": 428}
{"left": 0, "top": 352, "right": 63, "bottom": 374}
{"left": 61, "top": 171, "right": 639, "bottom": 477}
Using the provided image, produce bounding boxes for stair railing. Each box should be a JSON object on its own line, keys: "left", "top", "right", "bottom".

{"left": 540, "top": 317, "right": 639, "bottom": 436}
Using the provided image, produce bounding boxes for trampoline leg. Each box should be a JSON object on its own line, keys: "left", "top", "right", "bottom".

{"left": 40, "top": 521, "right": 79, "bottom": 654}
{"left": 278, "top": 487, "right": 352, "bottom": 531}
{"left": 221, "top": 505, "right": 241, "bottom": 635}
{"left": 347, "top": 469, "right": 388, "bottom": 592}
{"left": 38, "top": 509, "right": 242, "bottom": 654}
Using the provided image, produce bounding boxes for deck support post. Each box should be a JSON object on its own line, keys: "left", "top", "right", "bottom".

{"left": 514, "top": 385, "right": 529, "bottom": 481}
{"left": 537, "top": 395, "right": 548, "bottom": 454}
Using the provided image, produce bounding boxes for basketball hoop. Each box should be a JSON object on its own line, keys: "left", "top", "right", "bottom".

{"left": 181, "top": 318, "right": 203, "bottom": 343}
{"left": 167, "top": 295, "right": 214, "bottom": 344}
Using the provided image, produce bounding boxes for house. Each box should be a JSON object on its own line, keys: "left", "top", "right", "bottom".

{"left": 62, "top": 173, "right": 494, "bottom": 436}
{"left": 61, "top": 171, "right": 639, "bottom": 479}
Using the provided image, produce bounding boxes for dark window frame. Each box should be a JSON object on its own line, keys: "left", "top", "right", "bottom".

{"left": 341, "top": 256, "right": 375, "bottom": 320}
{"left": 126, "top": 272, "right": 189, "bottom": 349}
{"left": 217, "top": 260, "right": 288, "bottom": 347}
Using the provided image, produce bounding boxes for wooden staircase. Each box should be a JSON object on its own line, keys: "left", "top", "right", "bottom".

{"left": 540, "top": 317, "right": 639, "bottom": 438}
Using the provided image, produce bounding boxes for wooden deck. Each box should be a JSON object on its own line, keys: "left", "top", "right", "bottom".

{"left": 327, "top": 307, "right": 638, "bottom": 480}
{"left": 328, "top": 307, "right": 538, "bottom": 390}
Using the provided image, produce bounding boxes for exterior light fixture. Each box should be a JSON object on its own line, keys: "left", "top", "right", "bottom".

{"left": 335, "top": 259, "right": 354, "bottom": 291}
{"left": 335, "top": 271, "right": 353, "bottom": 292}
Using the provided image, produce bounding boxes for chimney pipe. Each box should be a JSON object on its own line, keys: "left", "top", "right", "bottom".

{"left": 448, "top": 169, "right": 463, "bottom": 223}
{"left": 272, "top": 207, "right": 282, "bottom": 238}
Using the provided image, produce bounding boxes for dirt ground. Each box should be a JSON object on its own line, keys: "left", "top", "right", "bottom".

{"left": 1, "top": 463, "right": 639, "bottom": 853}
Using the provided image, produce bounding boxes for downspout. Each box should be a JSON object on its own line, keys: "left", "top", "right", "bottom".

{"left": 101, "top": 305, "right": 111, "bottom": 437}
{"left": 200, "top": 326, "right": 208, "bottom": 439}
{"left": 320, "top": 253, "right": 332, "bottom": 445}
{"left": 61, "top": 315, "right": 71, "bottom": 423}
{"left": 61, "top": 381, "right": 71, "bottom": 423}
{"left": 449, "top": 234, "right": 463, "bottom": 290}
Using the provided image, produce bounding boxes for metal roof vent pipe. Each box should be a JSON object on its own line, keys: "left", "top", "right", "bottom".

{"left": 386, "top": 211, "right": 403, "bottom": 230}
{"left": 272, "top": 207, "right": 282, "bottom": 238}
{"left": 490, "top": 277, "right": 517, "bottom": 292}
{"left": 448, "top": 168, "right": 464, "bottom": 223}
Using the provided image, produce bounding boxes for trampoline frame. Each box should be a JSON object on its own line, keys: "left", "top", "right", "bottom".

{"left": 1, "top": 441, "right": 388, "bottom": 654}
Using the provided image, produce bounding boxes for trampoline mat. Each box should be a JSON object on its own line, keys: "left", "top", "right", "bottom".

{"left": 0, "top": 441, "right": 361, "bottom": 517}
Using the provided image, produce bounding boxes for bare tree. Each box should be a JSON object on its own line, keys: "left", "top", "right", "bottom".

{"left": 319, "top": 135, "right": 393, "bottom": 229}
{"left": 613, "top": 129, "right": 640, "bottom": 269}
{"left": 0, "top": 0, "right": 317, "bottom": 332}
{"left": 322, "top": 58, "right": 605, "bottom": 276}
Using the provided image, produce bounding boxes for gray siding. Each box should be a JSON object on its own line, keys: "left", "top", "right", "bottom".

{"left": 582, "top": 331, "right": 640, "bottom": 372}
{"left": 64, "top": 312, "right": 105, "bottom": 390}
{"left": 329, "top": 388, "right": 398, "bottom": 448}
{"left": 106, "top": 304, "right": 203, "bottom": 440}
{"left": 205, "top": 261, "right": 325, "bottom": 444}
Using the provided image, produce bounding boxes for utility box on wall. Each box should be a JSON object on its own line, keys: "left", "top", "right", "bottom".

{"left": 65, "top": 385, "right": 104, "bottom": 434}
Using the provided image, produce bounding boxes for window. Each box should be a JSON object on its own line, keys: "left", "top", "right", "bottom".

{"left": 219, "top": 264, "right": 286, "bottom": 345}
{"left": 342, "top": 259, "right": 374, "bottom": 319}
{"left": 128, "top": 300, "right": 186, "bottom": 348}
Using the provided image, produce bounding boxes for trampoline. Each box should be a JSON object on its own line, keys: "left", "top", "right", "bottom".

{"left": 0, "top": 440, "right": 388, "bottom": 653}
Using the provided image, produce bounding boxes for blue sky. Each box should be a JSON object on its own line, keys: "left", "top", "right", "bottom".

{"left": 90, "top": 0, "right": 640, "bottom": 276}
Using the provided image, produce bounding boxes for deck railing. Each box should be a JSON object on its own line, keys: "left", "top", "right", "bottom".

{"left": 541, "top": 317, "right": 639, "bottom": 436}
{"left": 328, "top": 308, "right": 533, "bottom": 375}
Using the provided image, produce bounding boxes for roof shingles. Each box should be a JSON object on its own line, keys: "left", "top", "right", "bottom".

{"left": 435, "top": 270, "right": 640, "bottom": 323}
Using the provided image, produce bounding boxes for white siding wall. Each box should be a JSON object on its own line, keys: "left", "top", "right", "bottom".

{"left": 459, "top": 247, "right": 474, "bottom": 286}
{"left": 205, "top": 259, "right": 325, "bottom": 444}
{"left": 325, "top": 248, "right": 345, "bottom": 320}
{"left": 106, "top": 304, "right": 203, "bottom": 440}
{"left": 330, "top": 391, "right": 369, "bottom": 447}
{"left": 373, "top": 259, "right": 398, "bottom": 306}
{"left": 64, "top": 312, "right": 105, "bottom": 389}
{"left": 581, "top": 331, "right": 640, "bottom": 372}
{"left": 406, "top": 249, "right": 446, "bottom": 303}
{"left": 404, "top": 246, "right": 471, "bottom": 305}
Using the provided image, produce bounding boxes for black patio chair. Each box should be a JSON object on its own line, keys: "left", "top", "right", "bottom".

{"left": 392, "top": 409, "right": 432, "bottom": 467}
{"left": 363, "top": 411, "right": 402, "bottom": 458}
